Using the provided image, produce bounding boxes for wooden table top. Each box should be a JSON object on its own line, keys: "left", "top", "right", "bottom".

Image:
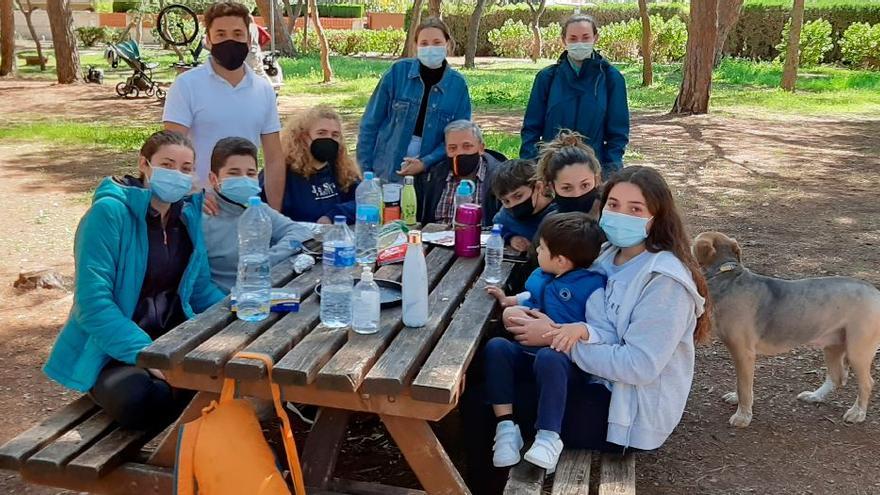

{"left": 137, "top": 224, "right": 514, "bottom": 421}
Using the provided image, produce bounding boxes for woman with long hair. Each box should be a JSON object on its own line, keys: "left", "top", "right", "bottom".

{"left": 273, "top": 104, "right": 362, "bottom": 223}
{"left": 486, "top": 165, "right": 711, "bottom": 470}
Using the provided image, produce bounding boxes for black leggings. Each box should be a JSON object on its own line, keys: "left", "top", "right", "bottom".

{"left": 89, "top": 362, "right": 192, "bottom": 430}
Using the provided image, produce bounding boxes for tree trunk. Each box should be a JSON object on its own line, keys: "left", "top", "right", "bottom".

{"left": 256, "top": 0, "right": 295, "bottom": 57}
{"left": 1, "top": 0, "right": 16, "bottom": 76}
{"left": 527, "top": 0, "right": 546, "bottom": 63}
{"left": 307, "top": 0, "right": 331, "bottom": 82}
{"left": 16, "top": 0, "right": 45, "bottom": 71}
{"left": 428, "top": 0, "right": 440, "bottom": 18}
{"left": 781, "top": 0, "right": 804, "bottom": 92}
{"left": 283, "top": 0, "right": 303, "bottom": 35}
{"left": 714, "top": 0, "right": 743, "bottom": 67}
{"left": 671, "top": 0, "right": 717, "bottom": 114}
{"left": 404, "top": 0, "right": 425, "bottom": 58}
{"left": 46, "top": 0, "right": 81, "bottom": 83}
{"left": 302, "top": 0, "right": 308, "bottom": 51}
{"left": 638, "top": 0, "right": 652, "bottom": 86}
{"left": 464, "top": 0, "right": 491, "bottom": 69}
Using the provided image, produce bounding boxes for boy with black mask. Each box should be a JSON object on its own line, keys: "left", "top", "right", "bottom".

{"left": 491, "top": 159, "right": 557, "bottom": 253}
{"left": 163, "top": 1, "right": 287, "bottom": 212}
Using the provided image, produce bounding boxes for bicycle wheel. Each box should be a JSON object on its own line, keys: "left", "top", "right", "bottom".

{"left": 157, "top": 4, "right": 199, "bottom": 47}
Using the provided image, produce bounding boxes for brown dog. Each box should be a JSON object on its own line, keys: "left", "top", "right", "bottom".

{"left": 694, "top": 231, "right": 880, "bottom": 427}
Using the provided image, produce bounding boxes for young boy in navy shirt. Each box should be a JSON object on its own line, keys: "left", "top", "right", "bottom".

{"left": 485, "top": 212, "right": 610, "bottom": 472}
{"left": 491, "top": 159, "right": 557, "bottom": 253}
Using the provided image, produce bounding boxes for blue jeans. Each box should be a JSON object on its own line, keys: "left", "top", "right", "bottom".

{"left": 485, "top": 337, "right": 602, "bottom": 435}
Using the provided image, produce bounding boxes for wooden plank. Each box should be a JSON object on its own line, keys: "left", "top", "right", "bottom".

{"left": 315, "top": 247, "right": 456, "bottom": 392}
{"left": 160, "top": 367, "right": 455, "bottom": 422}
{"left": 327, "top": 478, "right": 426, "bottom": 495}
{"left": 25, "top": 410, "right": 116, "bottom": 474}
{"left": 182, "top": 269, "right": 321, "bottom": 376}
{"left": 22, "top": 462, "right": 172, "bottom": 495}
{"left": 66, "top": 427, "right": 154, "bottom": 480}
{"left": 598, "top": 454, "right": 635, "bottom": 495}
{"left": 380, "top": 415, "right": 470, "bottom": 495}
{"left": 273, "top": 263, "right": 405, "bottom": 387}
{"left": 146, "top": 392, "right": 218, "bottom": 468}
{"left": 137, "top": 262, "right": 297, "bottom": 370}
{"left": 301, "top": 408, "right": 351, "bottom": 489}
{"left": 362, "top": 254, "right": 483, "bottom": 395}
{"left": 0, "top": 396, "right": 97, "bottom": 470}
{"left": 224, "top": 293, "right": 321, "bottom": 381}
{"left": 504, "top": 461, "right": 546, "bottom": 495}
{"left": 410, "top": 262, "right": 514, "bottom": 403}
{"left": 552, "top": 450, "right": 592, "bottom": 495}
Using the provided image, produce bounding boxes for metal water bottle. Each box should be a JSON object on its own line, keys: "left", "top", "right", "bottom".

{"left": 454, "top": 203, "right": 482, "bottom": 258}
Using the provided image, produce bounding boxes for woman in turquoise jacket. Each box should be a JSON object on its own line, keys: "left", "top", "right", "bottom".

{"left": 520, "top": 15, "right": 630, "bottom": 179}
{"left": 43, "top": 130, "right": 224, "bottom": 430}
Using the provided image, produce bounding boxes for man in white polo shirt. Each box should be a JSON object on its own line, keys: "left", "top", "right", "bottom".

{"left": 163, "top": 1, "right": 286, "bottom": 210}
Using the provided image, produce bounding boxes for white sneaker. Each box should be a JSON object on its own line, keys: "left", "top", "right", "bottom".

{"left": 492, "top": 420, "right": 524, "bottom": 467}
{"left": 523, "top": 430, "right": 563, "bottom": 473}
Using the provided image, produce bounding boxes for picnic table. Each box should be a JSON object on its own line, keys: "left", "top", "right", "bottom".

{"left": 133, "top": 223, "right": 513, "bottom": 494}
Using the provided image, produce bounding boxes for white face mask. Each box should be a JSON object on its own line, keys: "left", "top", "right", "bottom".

{"left": 567, "top": 42, "right": 594, "bottom": 62}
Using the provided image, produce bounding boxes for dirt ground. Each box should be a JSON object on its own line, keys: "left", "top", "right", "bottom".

{"left": 1, "top": 79, "right": 879, "bottom": 495}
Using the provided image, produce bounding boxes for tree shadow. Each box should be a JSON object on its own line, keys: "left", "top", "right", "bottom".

{"left": 2, "top": 145, "right": 136, "bottom": 196}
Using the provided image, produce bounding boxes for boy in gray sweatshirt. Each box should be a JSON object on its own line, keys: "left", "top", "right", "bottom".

{"left": 202, "top": 137, "right": 313, "bottom": 293}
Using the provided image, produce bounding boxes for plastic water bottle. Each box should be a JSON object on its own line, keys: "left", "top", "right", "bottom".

{"left": 355, "top": 171, "right": 381, "bottom": 265}
{"left": 235, "top": 197, "right": 273, "bottom": 322}
{"left": 351, "top": 266, "right": 381, "bottom": 335}
{"left": 321, "top": 216, "right": 355, "bottom": 328}
{"left": 402, "top": 230, "right": 429, "bottom": 327}
{"left": 484, "top": 223, "right": 504, "bottom": 284}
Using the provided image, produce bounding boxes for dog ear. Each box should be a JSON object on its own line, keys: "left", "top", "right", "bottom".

{"left": 694, "top": 237, "right": 716, "bottom": 266}
{"left": 730, "top": 238, "right": 742, "bottom": 262}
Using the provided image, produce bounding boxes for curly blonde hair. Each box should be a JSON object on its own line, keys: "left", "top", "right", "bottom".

{"left": 280, "top": 104, "right": 361, "bottom": 192}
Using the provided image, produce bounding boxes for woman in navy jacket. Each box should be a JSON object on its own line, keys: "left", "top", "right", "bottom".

{"left": 520, "top": 15, "right": 630, "bottom": 179}
{"left": 272, "top": 104, "right": 361, "bottom": 224}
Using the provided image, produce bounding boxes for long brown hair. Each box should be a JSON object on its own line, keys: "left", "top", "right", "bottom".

{"left": 280, "top": 105, "right": 361, "bottom": 193}
{"left": 601, "top": 166, "right": 712, "bottom": 343}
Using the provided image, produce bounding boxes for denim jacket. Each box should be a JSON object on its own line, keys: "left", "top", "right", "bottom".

{"left": 357, "top": 58, "right": 472, "bottom": 184}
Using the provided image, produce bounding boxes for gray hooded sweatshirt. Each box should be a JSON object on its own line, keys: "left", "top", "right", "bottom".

{"left": 570, "top": 245, "right": 705, "bottom": 451}
{"left": 202, "top": 194, "right": 313, "bottom": 293}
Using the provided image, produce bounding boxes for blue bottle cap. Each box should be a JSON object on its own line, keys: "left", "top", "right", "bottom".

{"left": 334, "top": 215, "right": 347, "bottom": 224}
{"left": 247, "top": 196, "right": 261, "bottom": 207}
{"left": 492, "top": 223, "right": 502, "bottom": 234}
{"left": 364, "top": 171, "right": 375, "bottom": 181}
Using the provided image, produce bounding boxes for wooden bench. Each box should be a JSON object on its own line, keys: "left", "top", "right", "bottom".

{"left": 0, "top": 396, "right": 174, "bottom": 495}
{"left": 505, "top": 450, "right": 636, "bottom": 495}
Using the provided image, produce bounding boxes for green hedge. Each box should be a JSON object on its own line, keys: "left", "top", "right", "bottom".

{"left": 725, "top": 1, "right": 880, "bottom": 62}
{"left": 112, "top": 0, "right": 138, "bottom": 13}
{"left": 317, "top": 4, "right": 365, "bottom": 19}
{"left": 443, "top": 3, "right": 687, "bottom": 57}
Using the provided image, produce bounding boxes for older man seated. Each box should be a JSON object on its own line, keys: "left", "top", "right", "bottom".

{"left": 420, "top": 120, "right": 503, "bottom": 226}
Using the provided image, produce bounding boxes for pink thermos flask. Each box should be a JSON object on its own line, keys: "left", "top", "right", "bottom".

{"left": 454, "top": 203, "right": 482, "bottom": 258}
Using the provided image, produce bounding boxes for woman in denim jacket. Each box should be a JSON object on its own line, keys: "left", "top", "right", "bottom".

{"left": 357, "top": 17, "right": 472, "bottom": 220}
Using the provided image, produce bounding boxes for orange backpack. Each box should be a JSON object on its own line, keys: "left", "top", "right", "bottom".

{"left": 174, "top": 352, "right": 307, "bottom": 495}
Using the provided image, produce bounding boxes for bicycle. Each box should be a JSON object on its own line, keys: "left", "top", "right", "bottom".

{"left": 156, "top": 3, "right": 203, "bottom": 69}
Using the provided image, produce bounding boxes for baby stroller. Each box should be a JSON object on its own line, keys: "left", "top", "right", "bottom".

{"left": 107, "top": 40, "right": 166, "bottom": 99}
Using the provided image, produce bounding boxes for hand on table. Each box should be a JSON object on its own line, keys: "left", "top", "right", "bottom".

{"left": 316, "top": 216, "right": 332, "bottom": 225}
{"left": 509, "top": 236, "right": 531, "bottom": 253}
{"left": 486, "top": 286, "right": 517, "bottom": 308}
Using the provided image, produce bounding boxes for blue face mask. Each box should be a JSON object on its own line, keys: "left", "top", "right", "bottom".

{"left": 219, "top": 176, "right": 261, "bottom": 205}
{"left": 567, "top": 42, "right": 594, "bottom": 62}
{"left": 148, "top": 165, "right": 193, "bottom": 203}
{"left": 599, "top": 210, "right": 653, "bottom": 248}
{"left": 417, "top": 45, "right": 447, "bottom": 69}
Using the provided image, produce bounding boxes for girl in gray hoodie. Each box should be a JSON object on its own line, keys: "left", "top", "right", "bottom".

{"left": 501, "top": 166, "right": 711, "bottom": 469}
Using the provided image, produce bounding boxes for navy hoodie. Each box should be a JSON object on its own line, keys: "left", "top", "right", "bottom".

{"left": 265, "top": 166, "right": 358, "bottom": 224}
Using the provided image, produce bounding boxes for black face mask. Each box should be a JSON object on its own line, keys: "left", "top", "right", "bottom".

{"left": 310, "top": 138, "right": 340, "bottom": 164}
{"left": 555, "top": 188, "right": 599, "bottom": 213}
{"left": 210, "top": 39, "right": 249, "bottom": 71}
{"left": 449, "top": 152, "right": 481, "bottom": 177}
{"left": 508, "top": 191, "right": 535, "bottom": 220}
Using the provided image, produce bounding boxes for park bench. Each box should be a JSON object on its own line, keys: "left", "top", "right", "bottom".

{"left": 504, "top": 451, "right": 636, "bottom": 495}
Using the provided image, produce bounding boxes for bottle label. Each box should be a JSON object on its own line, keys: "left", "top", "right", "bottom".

{"left": 356, "top": 205, "right": 381, "bottom": 223}
{"left": 334, "top": 245, "right": 356, "bottom": 267}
